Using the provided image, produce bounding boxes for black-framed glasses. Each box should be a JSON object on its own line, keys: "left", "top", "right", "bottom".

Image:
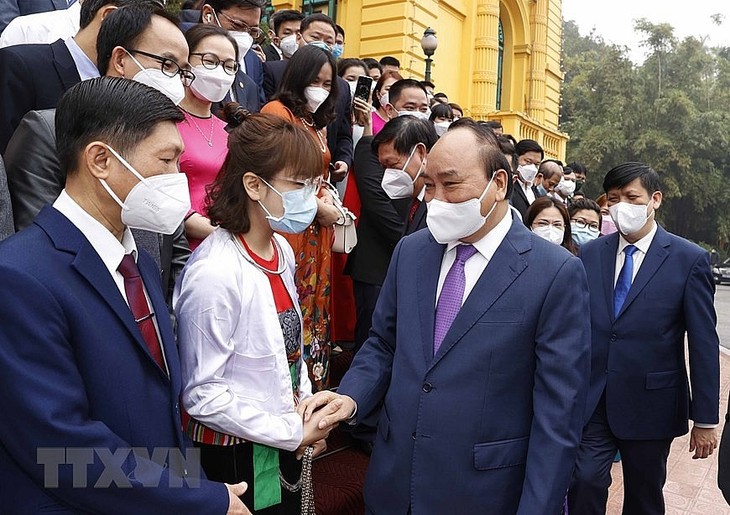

{"left": 571, "top": 219, "right": 600, "bottom": 232}
{"left": 127, "top": 49, "right": 196, "bottom": 87}
{"left": 190, "top": 52, "right": 239, "bottom": 75}
{"left": 217, "top": 11, "right": 263, "bottom": 38}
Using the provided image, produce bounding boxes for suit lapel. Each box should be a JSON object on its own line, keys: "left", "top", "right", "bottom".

{"left": 600, "top": 233, "right": 620, "bottom": 322}
{"left": 50, "top": 39, "right": 82, "bottom": 91}
{"left": 418, "top": 235, "right": 446, "bottom": 364}
{"left": 616, "top": 226, "right": 671, "bottom": 318}
{"left": 138, "top": 253, "right": 176, "bottom": 380}
{"left": 428, "top": 220, "right": 530, "bottom": 371}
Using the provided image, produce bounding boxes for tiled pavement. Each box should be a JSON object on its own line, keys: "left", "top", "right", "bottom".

{"left": 606, "top": 348, "right": 730, "bottom": 514}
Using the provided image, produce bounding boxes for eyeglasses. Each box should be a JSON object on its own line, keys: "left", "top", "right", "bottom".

{"left": 217, "top": 11, "right": 263, "bottom": 38}
{"left": 190, "top": 52, "right": 239, "bottom": 75}
{"left": 533, "top": 219, "right": 565, "bottom": 230}
{"left": 273, "top": 175, "right": 323, "bottom": 195}
{"left": 127, "top": 49, "right": 195, "bottom": 86}
{"left": 571, "top": 219, "right": 600, "bottom": 232}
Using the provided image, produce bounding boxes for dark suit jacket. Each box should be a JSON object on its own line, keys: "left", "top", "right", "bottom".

{"left": 0, "top": 0, "right": 67, "bottom": 33}
{"left": 0, "top": 206, "right": 228, "bottom": 513}
{"left": 0, "top": 38, "right": 81, "bottom": 154}
{"left": 263, "top": 43, "right": 280, "bottom": 62}
{"left": 4, "top": 109, "right": 190, "bottom": 306}
{"left": 344, "top": 137, "right": 408, "bottom": 286}
{"left": 404, "top": 199, "right": 427, "bottom": 236}
{"left": 338, "top": 218, "right": 591, "bottom": 513}
{"left": 0, "top": 155, "right": 13, "bottom": 241}
{"left": 719, "top": 400, "right": 730, "bottom": 503}
{"left": 510, "top": 180, "right": 538, "bottom": 224}
{"left": 264, "top": 60, "right": 354, "bottom": 168}
{"left": 212, "top": 68, "right": 261, "bottom": 117}
{"left": 580, "top": 226, "right": 720, "bottom": 439}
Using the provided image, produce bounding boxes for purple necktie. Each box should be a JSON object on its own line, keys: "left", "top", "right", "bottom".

{"left": 434, "top": 244, "right": 479, "bottom": 355}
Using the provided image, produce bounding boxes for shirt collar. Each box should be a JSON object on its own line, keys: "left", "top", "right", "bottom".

{"left": 446, "top": 206, "right": 513, "bottom": 261}
{"left": 53, "top": 190, "right": 138, "bottom": 273}
{"left": 417, "top": 185, "right": 426, "bottom": 201}
{"left": 617, "top": 220, "right": 657, "bottom": 256}
{"left": 64, "top": 36, "right": 101, "bottom": 81}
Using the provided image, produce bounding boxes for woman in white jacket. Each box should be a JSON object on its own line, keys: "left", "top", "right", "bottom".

{"left": 174, "top": 112, "right": 335, "bottom": 514}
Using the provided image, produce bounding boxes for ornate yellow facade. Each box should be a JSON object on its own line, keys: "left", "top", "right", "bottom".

{"left": 273, "top": 0, "right": 567, "bottom": 159}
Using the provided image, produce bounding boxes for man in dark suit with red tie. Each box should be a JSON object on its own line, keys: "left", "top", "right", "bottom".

{"left": 0, "top": 77, "right": 248, "bottom": 513}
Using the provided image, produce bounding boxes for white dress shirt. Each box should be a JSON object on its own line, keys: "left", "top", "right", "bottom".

{"left": 613, "top": 221, "right": 657, "bottom": 286}
{"left": 0, "top": 2, "right": 80, "bottom": 49}
{"left": 435, "top": 208, "right": 513, "bottom": 306}
{"left": 64, "top": 36, "right": 100, "bottom": 81}
{"left": 521, "top": 180, "right": 536, "bottom": 204}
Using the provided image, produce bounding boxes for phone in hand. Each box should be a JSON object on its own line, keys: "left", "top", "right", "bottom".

{"left": 353, "top": 75, "right": 373, "bottom": 103}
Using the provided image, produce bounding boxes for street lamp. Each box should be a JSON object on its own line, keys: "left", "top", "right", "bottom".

{"left": 420, "top": 27, "right": 438, "bottom": 83}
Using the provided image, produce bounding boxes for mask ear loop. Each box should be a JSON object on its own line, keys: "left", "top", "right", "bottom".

{"left": 100, "top": 145, "right": 150, "bottom": 212}
{"left": 257, "top": 176, "right": 285, "bottom": 222}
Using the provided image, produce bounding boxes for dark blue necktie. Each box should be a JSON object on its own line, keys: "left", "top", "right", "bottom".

{"left": 614, "top": 245, "right": 638, "bottom": 317}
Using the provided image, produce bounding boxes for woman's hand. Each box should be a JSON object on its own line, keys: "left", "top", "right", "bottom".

{"left": 352, "top": 98, "right": 372, "bottom": 127}
{"left": 315, "top": 194, "right": 342, "bottom": 227}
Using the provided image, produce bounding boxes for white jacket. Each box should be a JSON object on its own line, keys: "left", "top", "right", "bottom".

{"left": 174, "top": 229, "right": 312, "bottom": 451}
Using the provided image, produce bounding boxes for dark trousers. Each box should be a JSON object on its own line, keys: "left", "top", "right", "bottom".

{"left": 353, "top": 280, "right": 382, "bottom": 354}
{"left": 568, "top": 397, "right": 673, "bottom": 515}
{"left": 195, "top": 441, "right": 301, "bottom": 515}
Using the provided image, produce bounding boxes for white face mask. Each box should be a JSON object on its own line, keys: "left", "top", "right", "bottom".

{"left": 189, "top": 65, "right": 235, "bottom": 103}
{"left": 426, "top": 173, "right": 499, "bottom": 244}
{"left": 280, "top": 34, "right": 298, "bottom": 58}
{"left": 381, "top": 144, "right": 425, "bottom": 199}
{"left": 608, "top": 201, "right": 652, "bottom": 236}
{"left": 517, "top": 163, "right": 538, "bottom": 183}
{"left": 304, "top": 86, "right": 329, "bottom": 113}
{"left": 397, "top": 109, "right": 431, "bottom": 121}
{"left": 533, "top": 225, "right": 564, "bottom": 245}
{"left": 230, "top": 31, "right": 253, "bottom": 64}
{"left": 555, "top": 178, "right": 576, "bottom": 197}
{"left": 100, "top": 146, "right": 191, "bottom": 235}
{"left": 126, "top": 51, "right": 185, "bottom": 106}
{"left": 379, "top": 91, "right": 389, "bottom": 107}
{"left": 433, "top": 121, "right": 450, "bottom": 137}
{"left": 346, "top": 80, "right": 358, "bottom": 99}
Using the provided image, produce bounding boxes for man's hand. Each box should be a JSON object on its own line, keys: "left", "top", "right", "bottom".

{"left": 251, "top": 45, "right": 266, "bottom": 63}
{"left": 331, "top": 161, "right": 349, "bottom": 183}
{"left": 225, "top": 482, "right": 252, "bottom": 515}
{"left": 689, "top": 426, "right": 718, "bottom": 459}
{"left": 297, "top": 390, "right": 357, "bottom": 430}
{"left": 296, "top": 438, "right": 328, "bottom": 460}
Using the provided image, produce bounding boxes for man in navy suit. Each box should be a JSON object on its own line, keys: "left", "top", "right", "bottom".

{"left": 0, "top": 77, "right": 249, "bottom": 514}
{"left": 300, "top": 119, "right": 591, "bottom": 513}
{"left": 0, "top": 0, "right": 68, "bottom": 33}
{"left": 568, "top": 162, "right": 720, "bottom": 514}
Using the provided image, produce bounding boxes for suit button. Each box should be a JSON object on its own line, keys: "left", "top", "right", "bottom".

{"left": 412, "top": 432, "right": 416, "bottom": 440}
{"left": 422, "top": 383, "right": 433, "bottom": 393}
{"left": 175, "top": 403, "right": 180, "bottom": 414}
{"left": 610, "top": 334, "right": 617, "bottom": 342}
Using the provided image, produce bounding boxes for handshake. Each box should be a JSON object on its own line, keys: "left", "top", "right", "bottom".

{"left": 295, "top": 391, "right": 358, "bottom": 458}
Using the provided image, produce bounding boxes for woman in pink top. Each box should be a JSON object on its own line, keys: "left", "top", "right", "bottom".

{"left": 178, "top": 25, "right": 238, "bottom": 251}
{"left": 371, "top": 70, "right": 403, "bottom": 136}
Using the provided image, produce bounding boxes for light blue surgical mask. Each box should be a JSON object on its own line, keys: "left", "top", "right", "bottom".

{"left": 332, "top": 43, "right": 344, "bottom": 59}
{"left": 307, "top": 40, "right": 332, "bottom": 53}
{"left": 571, "top": 222, "right": 600, "bottom": 247}
{"left": 258, "top": 178, "right": 318, "bottom": 234}
{"left": 536, "top": 184, "right": 548, "bottom": 197}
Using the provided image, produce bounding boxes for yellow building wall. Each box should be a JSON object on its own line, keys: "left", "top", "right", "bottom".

{"left": 273, "top": 0, "right": 568, "bottom": 159}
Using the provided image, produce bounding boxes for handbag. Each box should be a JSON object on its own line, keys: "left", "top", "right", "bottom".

{"left": 322, "top": 180, "right": 357, "bottom": 253}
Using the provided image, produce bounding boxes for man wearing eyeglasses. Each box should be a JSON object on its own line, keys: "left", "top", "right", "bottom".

{"left": 5, "top": 2, "right": 193, "bottom": 307}
{"left": 195, "top": 0, "right": 267, "bottom": 111}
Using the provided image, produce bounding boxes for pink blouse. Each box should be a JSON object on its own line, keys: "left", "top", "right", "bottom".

{"left": 371, "top": 110, "right": 389, "bottom": 136}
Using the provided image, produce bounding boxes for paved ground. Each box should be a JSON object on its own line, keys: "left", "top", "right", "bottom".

{"left": 607, "top": 284, "right": 730, "bottom": 513}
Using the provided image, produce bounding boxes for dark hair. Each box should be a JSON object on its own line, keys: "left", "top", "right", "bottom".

{"left": 526, "top": 196, "right": 577, "bottom": 255}
{"left": 274, "top": 45, "right": 338, "bottom": 128}
{"left": 568, "top": 197, "right": 601, "bottom": 219}
{"left": 96, "top": 3, "right": 179, "bottom": 75}
{"left": 206, "top": 113, "right": 322, "bottom": 234}
{"left": 184, "top": 24, "right": 238, "bottom": 62}
{"left": 514, "top": 138, "right": 544, "bottom": 160}
{"left": 371, "top": 116, "right": 438, "bottom": 155}
{"left": 448, "top": 102, "right": 463, "bottom": 116}
{"left": 300, "top": 13, "right": 336, "bottom": 36}
{"left": 337, "top": 58, "right": 367, "bottom": 78}
{"left": 222, "top": 102, "right": 250, "bottom": 128}
{"left": 485, "top": 120, "right": 502, "bottom": 130}
{"left": 80, "top": 0, "right": 149, "bottom": 29}
{"left": 433, "top": 92, "right": 448, "bottom": 101}
{"left": 568, "top": 161, "right": 588, "bottom": 176}
{"left": 335, "top": 24, "right": 345, "bottom": 38}
{"left": 447, "top": 118, "right": 513, "bottom": 198}
{"left": 56, "top": 76, "right": 184, "bottom": 176}
{"left": 379, "top": 56, "right": 400, "bottom": 68}
{"left": 362, "top": 57, "right": 382, "bottom": 72}
{"left": 372, "top": 70, "right": 403, "bottom": 108}
{"left": 271, "top": 9, "right": 304, "bottom": 36}
{"left": 387, "top": 79, "right": 428, "bottom": 107}
{"left": 602, "top": 162, "right": 661, "bottom": 195}
{"left": 203, "top": 0, "right": 266, "bottom": 12}
{"left": 429, "top": 102, "right": 453, "bottom": 122}
{"left": 496, "top": 134, "right": 517, "bottom": 173}
{"left": 420, "top": 80, "right": 435, "bottom": 90}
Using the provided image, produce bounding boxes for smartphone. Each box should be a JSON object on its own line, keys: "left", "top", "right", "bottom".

{"left": 353, "top": 75, "right": 373, "bottom": 103}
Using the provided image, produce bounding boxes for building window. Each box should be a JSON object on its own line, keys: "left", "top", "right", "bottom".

{"left": 496, "top": 20, "right": 504, "bottom": 110}
{"left": 302, "top": 0, "right": 336, "bottom": 20}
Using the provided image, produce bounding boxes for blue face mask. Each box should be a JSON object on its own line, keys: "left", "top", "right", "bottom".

{"left": 332, "top": 43, "right": 344, "bottom": 59}
{"left": 536, "top": 184, "right": 548, "bottom": 197}
{"left": 258, "top": 178, "right": 318, "bottom": 234}
{"left": 307, "top": 40, "right": 332, "bottom": 53}
{"left": 571, "top": 222, "right": 600, "bottom": 247}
